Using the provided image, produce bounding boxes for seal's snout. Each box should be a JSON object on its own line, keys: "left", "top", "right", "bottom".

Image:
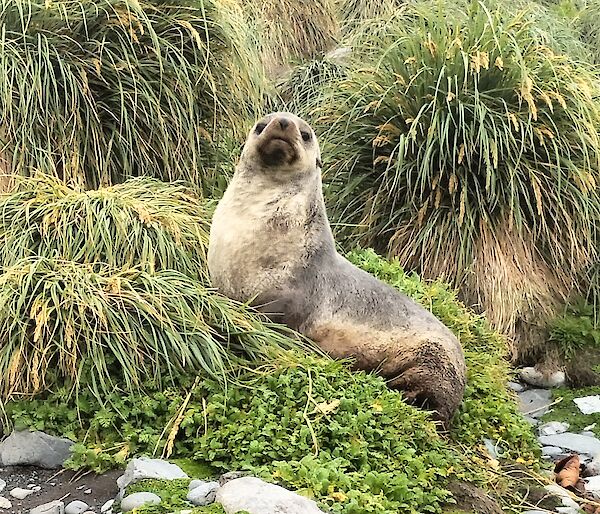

{"left": 256, "top": 116, "right": 299, "bottom": 167}
{"left": 278, "top": 117, "right": 290, "bottom": 130}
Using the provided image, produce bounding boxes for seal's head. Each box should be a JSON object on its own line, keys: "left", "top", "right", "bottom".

{"left": 240, "top": 112, "right": 322, "bottom": 177}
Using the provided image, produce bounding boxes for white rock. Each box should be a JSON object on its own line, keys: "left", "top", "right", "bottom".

{"left": 556, "top": 508, "right": 580, "bottom": 514}
{"left": 187, "top": 481, "right": 219, "bottom": 506}
{"left": 538, "top": 421, "right": 570, "bottom": 436}
{"left": 30, "top": 500, "right": 65, "bottom": 514}
{"left": 10, "top": 487, "right": 34, "bottom": 499}
{"left": 585, "top": 475, "right": 600, "bottom": 499}
{"left": 575, "top": 395, "right": 600, "bottom": 415}
{"left": 83, "top": 489, "right": 91, "bottom": 494}
{"left": 0, "top": 497, "right": 11, "bottom": 510}
{"left": 120, "top": 492, "right": 161, "bottom": 512}
{"left": 116, "top": 457, "right": 188, "bottom": 490}
{"left": 101, "top": 499, "right": 114, "bottom": 513}
{"left": 216, "top": 477, "right": 326, "bottom": 514}
{"left": 0, "top": 480, "right": 4, "bottom": 494}
{"left": 538, "top": 433, "right": 600, "bottom": 456}
{"left": 519, "top": 367, "right": 565, "bottom": 388}
{"left": 582, "top": 431, "right": 596, "bottom": 437}
{"left": 545, "top": 484, "right": 580, "bottom": 508}
{"left": 65, "top": 500, "right": 89, "bottom": 514}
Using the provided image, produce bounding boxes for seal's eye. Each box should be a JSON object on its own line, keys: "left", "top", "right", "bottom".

{"left": 301, "top": 131, "right": 311, "bottom": 142}
{"left": 255, "top": 123, "right": 267, "bottom": 135}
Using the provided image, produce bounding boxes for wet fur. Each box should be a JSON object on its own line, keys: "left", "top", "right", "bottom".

{"left": 208, "top": 113, "right": 467, "bottom": 425}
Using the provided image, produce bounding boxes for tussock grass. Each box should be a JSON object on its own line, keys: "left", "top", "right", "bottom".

{"left": 240, "top": 0, "right": 339, "bottom": 76}
{"left": 0, "top": 0, "right": 265, "bottom": 191}
{"left": 317, "top": 1, "right": 600, "bottom": 359}
{"left": 0, "top": 257, "right": 306, "bottom": 399}
{"left": 0, "top": 175, "right": 210, "bottom": 278}
{"left": 276, "top": 58, "right": 347, "bottom": 118}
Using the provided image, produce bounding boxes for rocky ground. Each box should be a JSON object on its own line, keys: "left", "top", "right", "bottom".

{"left": 4, "top": 367, "right": 600, "bottom": 514}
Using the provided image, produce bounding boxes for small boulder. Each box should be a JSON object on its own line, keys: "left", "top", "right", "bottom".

{"left": 519, "top": 367, "right": 565, "bottom": 388}
{"left": 65, "top": 500, "right": 89, "bottom": 514}
{"left": 0, "top": 430, "right": 73, "bottom": 469}
{"left": 507, "top": 381, "right": 526, "bottom": 392}
{"left": 100, "top": 499, "right": 114, "bottom": 513}
{"left": 120, "top": 492, "right": 161, "bottom": 512}
{"left": 116, "top": 457, "right": 188, "bottom": 490}
{"left": 575, "top": 395, "right": 600, "bottom": 415}
{"left": 30, "top": 500, "right": 65, "bottom": 514}
{"left": 0, "top": 480, "right": 5, "bottom": 494}
{"left": 216, "top": 476, "right": 326, "bottom": 514}
{"left": 541, "top": 446, "right": 564, "bottom": 457}
{"left": 0, "top": 497, "right": 11, "bottom": 510}
{"left": 187, "top": 481, "right": 219, "bottom": 506}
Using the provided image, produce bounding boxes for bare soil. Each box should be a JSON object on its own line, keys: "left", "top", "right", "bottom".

{"left": 0, "top": 465, "right": 121, "bottom": 514}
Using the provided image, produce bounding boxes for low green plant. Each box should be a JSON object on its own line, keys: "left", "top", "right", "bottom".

{"left": 1, "top": 249, "right": 539, "bottom": 514}
{"left": 549, "top": 300, "right": 600, "bottom": 360}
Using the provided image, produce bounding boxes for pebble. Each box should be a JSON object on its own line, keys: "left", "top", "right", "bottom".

{"left": 84, "top": 489, "right": 92, "bottom": 494}
{"left": 538, "top": 433, "right": 600, "bottom": 456}
{"left": 518, "top": 389, "right": 552, "bottom": 418}
{"left": 538, "top": 421, "right": 570, "bottom": 436}
{"left": 101, "top": 499, "right": 114, "bottom": 513}
{"left": 0, "top": 497, "right": 11, "bottom": 510}
{"left": 187, "top": 481, "right": 219, "bottom": 506}
{"left": 30, "top": 500, "right": 65, "bottom": 514}
{"left": 10, "top": 487, "right": 34, "bottom": 499}
{"left": 508, "top": 381, "right": 526, "bottom": 392}
{"left": 0, "top": 480, "right": 4, "bottom": 494}
{"left": 120, "top": 492, "right": 161, "bottom": 512}
{"left": 65, "top": 500, "right": 90, "bottom": 514}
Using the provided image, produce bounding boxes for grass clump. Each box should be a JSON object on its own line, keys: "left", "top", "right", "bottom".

{"left": 0, "top": 175, "right": 211, "bottom": 278}
{"left": 239, "top": 0, "right": 339, "bottom": 76}
{"left": 0, "top": 0, "right": 264, "bottom": 191}
{"left": 0, "top": 257, "right": 306, "bottom": 399}
{"left": 2, "top": 249, "right": 539, "bottom": 514}
{"left": 317, "top": 1, "right": 600, "bottom": 360}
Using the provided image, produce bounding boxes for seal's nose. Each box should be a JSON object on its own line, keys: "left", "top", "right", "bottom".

{"left": 278, "top": 117, "right": 290, "bottom": 130}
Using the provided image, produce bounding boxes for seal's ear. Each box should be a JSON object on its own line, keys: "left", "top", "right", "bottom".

{"left": 316, "top": 157, "right": 323, "bottom": 169}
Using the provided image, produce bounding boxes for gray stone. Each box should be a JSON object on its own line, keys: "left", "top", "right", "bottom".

{"left": 582, "top": 431, "right": 596, "bottom": 437}
{"left": 187, "top": 481, "right": 219, "bottom": 506}
{"left": 523, "top": 416, "right": 538, "bottom": 425}
{"left": 483, "top": 438, "right": 500, "bottom": 459}
{"left": 518, "top": 389, "right": 552, "bottom": 418}
{"left": 0, "top": 480, "right": 4, "bottom": 494}
{"left": 0, "top": 430, "right": 73, "bottom": 469}
{"left": 30, "top": 500, "right": 65, "bottom": 514}
{"left": 541, "top": 446, "right": 564, "bottom": 457}
{"left": 100, "top": 499, "right": 114, "bottom": 513}
{"left": 10, "top": 487, "right": 34, "bottom": 499}
{"left": 65, "top": 500, "right": 89, "bottom": 514}
{"left": 585, "top": 475, "right": 600, "bottom": 499}
{"left": 519, "top": 367, "right": 565, "bottom": 388}
{"left": 120, "top": 492, "right": 161, "bottom": 512}
{"left": 538, "top": 421, "right": 570, "bottom": 436}
{"left": 545, "top": 483, "right": 580, "bottom": 508}
{"left": 575, "top": 395, "right": 600, "bottom": 414}
{"left": 0, "top": 497, "right": 11, "bottom": 510}
{"left": 585, "top": 454, "right": 600, "bottom": 476}
{"left": 507, "top": 381, "right": 526, "bottom": 392}
{"left": 216, "top": 477, "right": 326, "bottom": 514}
{"left": 116, "top": 458, "right": 188, "bottom": 490}
{"left": 538, "top": 433, "right": 600, "bottom": 455}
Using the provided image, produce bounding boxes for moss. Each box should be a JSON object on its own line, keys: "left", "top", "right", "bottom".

{"left": 172, "top": 459, "right": 218, "bottom": 480}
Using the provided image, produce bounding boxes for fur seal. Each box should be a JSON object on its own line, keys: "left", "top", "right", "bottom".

{"left": 208, "top": 112, "right": 467, "bottom": 424}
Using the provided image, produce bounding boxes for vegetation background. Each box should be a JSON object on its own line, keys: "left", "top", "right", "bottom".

{"left": 1, "top": 0, "right": 600, "bottom": 512}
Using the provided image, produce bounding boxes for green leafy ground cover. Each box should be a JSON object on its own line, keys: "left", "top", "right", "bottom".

{"left": 1, "top": 249, "right": 540, "bottom": 514}
{"left": 542, "top": 385, "right": 600, "bottom": 436}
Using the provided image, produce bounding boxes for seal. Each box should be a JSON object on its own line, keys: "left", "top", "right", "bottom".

{"left": 208, "top": 112, "right": 467, "bottom": 424}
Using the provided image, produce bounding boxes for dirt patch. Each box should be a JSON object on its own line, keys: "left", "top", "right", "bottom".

{"left": 445, "top": 480, "right": 503, "bottom": 514}
{"left": 0, "top": 465, "right": 121, "bottom": 513}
